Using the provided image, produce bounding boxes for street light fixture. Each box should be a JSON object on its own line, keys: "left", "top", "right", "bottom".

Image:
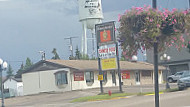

{"left": 0, "top": 58, "right": 8, "bottom": 107}
{"left": 160, "top": 54, "right": 171, "bottom": 90}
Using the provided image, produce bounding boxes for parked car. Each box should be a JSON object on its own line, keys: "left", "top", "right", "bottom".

{"left": 167, "top": 71, "right": 184, "bottom": 83}
{"left": 177, "top": 71, "right": 190, "bottom": 90}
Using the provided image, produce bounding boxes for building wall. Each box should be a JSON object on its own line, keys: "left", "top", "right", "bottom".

{"left": 122, "top": 71, "right": 135, "bottom": 85}
{"left": 4, "top": 79, "right": 18, "bottom": 97}
{"left": 71, "top": 70, "right": 119, "bottom": 90}
{"left": 122, "top": 70, "right": 161, "bottom": 85}
{"left": 140, "top": 72, "right": 153, "bottom": 85}
{"left": 17, "top": 82, "right": 23, "bottom": 96}
{"left": 23, "top": 68, "right": 71, "bottom": 95}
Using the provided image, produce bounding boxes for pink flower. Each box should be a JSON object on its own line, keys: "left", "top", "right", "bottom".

{"left": 149, "top": 19, "right": 153, "bottom": 22}
{"left": 143, "top": 29, "right": 147, "bottom": 32}
{"left": 172, "top": 8, "right": 177, "bottom": 12}
{"left": 163, "top": 12, "right": 168, "bottom": 18}
{"left": 124, "top": 10, "right": 128, "bottom": 14}
{"left": 137, "top": 11, "right": 141, "bottom": 15}
{"left": 118, "top": 14, "right": 121, "bottom": 22}
{"left": 135, "top": 7, "right": 143, "bottom": 11}
{"left": 114, "top": 28, "right": 117, "bottom": 31}
{"left": 183, "top": 10, "right": 188, "bottom": 15}
{"left": 180, "top": 35, "right": 184, "bottom": 42}
{"left": 173, "top": 37, "right": 177, "bottom": 40}
{"left": 182, "top": 44, "right": 184, "bottom": 47}
{"left": 174, "top": 19, "right": 177, "bottom": 23}
{"left": 157, "top": 24, "right": 160, "bottom": 28}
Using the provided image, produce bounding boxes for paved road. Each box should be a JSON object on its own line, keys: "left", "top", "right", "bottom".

{"left": 3, "top": 83, "right": 183, "bottom": 107}
{"left": 71, "top": 88, "right": 190, "bottom": 107}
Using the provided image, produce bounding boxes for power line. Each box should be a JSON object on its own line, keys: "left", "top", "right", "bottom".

{"left": 64, "top": 36, "right": 78, "bottom": 57}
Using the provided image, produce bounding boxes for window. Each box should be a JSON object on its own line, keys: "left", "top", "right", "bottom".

{"left": 142, "top": 70, "right": 151, "bottom": 77}
{"left": 85, "top": 71, "right": 94, "bottom": 84}
{"left": 55, "top": 71, "right": 68, "bottom": 86}
{"left": 103, "top": 71, "right": 107, "bottom": 83}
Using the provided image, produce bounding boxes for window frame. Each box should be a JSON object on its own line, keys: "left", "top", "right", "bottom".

{"left": 85, "top": 71, "right": 94, "bottom": 85}
{"left": 54, "top": 71, "right": 68, "bottom": 87}
{"left": 141, "top": 70, "right": 151, "bottom": 77}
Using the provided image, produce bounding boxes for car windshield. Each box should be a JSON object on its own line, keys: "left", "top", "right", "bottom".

{"left": 180, "top": 71, "right": 190, "bottom": 78}
{"left": 175, "top": 72, "right": 183, "bottom": 76}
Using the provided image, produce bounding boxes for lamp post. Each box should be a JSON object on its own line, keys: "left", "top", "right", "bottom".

{"left": 160, "top": 53, "right": 171, "bottom": 90}
{"left": 0, "top": 58, "right": 8, "bottom": 107}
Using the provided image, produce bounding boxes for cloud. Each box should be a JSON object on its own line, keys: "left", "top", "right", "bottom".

{"left": 0, "top": 0, "right": 9, "bottom": 1}
{"left": 24, "top": 0, "right": 78, "bottom": 14}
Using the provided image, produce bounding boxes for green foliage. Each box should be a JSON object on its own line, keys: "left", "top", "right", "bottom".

{"left": 24, "top": 57, "right": 33, "bottom": 70}
{"left": 120, "top": 53, "right": 126, "bottom": 61}
{"left": 80, "top": 54, "right": 90, "bottom": 60}
{"left": 71, "top": 93, "right": 132, "bottom": 102}
{"left": 6, "top": 64, "right": 14, "bottom": 77}
{"left": 119, "top": 7, "right": 190, "bottom": 59}
{"left": 51, "top": 48, "right": 60, "bottom": 60}
{"left": 15, "top": 58, "right": 33, "bottom": 78}
{"left": 15, "top": 63, "right": 24, "bottom": 78}
{"left": 75, "top": 46, "right": 80, "bottom": 60}
{"left": 73, "top": 46, "right": 97, "bottom": 60}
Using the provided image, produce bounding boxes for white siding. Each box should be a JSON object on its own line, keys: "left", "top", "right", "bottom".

{"left": 23, "top": 68, "right": 71, "bottom": 95}
{"left": 3, "top": 78, "right": 23, "bottom": 96}
{"left": 4, "top": 79, "right": 17, "bottom": 97}
{"left": 71, "top": 71, "right": 119, "bottom": 90}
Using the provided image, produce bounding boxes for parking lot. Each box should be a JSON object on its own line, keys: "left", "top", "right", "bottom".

{"left": 2, "top": 83, "right": 178, "bottom": 107}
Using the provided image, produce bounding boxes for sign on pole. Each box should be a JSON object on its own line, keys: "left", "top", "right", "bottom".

{"left": 96, "top": 21, "right": 123, "bottom": 92}
{"left": 98, "top": 75, "right": 103, "bottom": 81}
{"left": 96, "top": 21, "right": 117, "bottom": 71}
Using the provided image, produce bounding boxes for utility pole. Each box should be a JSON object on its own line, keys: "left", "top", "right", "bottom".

{"left": 189, "top": 0, "right": 190, "bottom": 9}
{"left": 64, "top": 37, "right": 78, "bottom": 58}
{"left": 152, "top": 0, "right": 159, "bottom": 107}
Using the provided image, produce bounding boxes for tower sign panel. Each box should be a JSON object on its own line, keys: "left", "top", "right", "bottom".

{"left": 96, "top": 21, "right": 117, "bottom": 71}
{"left": 96, "top": 21, "right": 115, "bottom": 46}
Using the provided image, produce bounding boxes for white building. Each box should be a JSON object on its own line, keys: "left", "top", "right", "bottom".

{"left": 22, "top": 60, "right": 165, "bottom": 95}
{"left": 3, "top": 77, "right": 23, "bottom": 97}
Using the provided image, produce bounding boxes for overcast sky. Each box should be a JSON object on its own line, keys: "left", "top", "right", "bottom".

{"left": 0, "top": 0, "right": 189, "bottom": 72}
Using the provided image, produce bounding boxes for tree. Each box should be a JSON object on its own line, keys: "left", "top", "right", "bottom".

{"left": 75, "top": 46, "right": 80, "bottom": 60}
{"left": 15, "top": 63, "right": 24, "bottom": 78}
{"left": 24, "top": 57, "right": 33, "bottom": 70}
{"left": 118, "top": 7, "right": 190, "bottom": 59}
{"left": 7, "top": 64, "right": 14, "bottom": 77}
{"left": 15, "top": 58, "right": 33, "bottom": 78}
{"left": 51, "top": 48, "right": 60, "bottom": 60}
{"left": 80, "top": 54, "right": 89, "bottom": 60}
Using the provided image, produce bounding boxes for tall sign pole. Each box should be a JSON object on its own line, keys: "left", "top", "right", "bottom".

{"left": 152, "top": 0, "right": 159, "bottom": 107}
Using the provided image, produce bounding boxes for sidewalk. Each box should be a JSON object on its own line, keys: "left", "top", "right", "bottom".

{"left": 82, "top": 83, "right": 178, "bottom": 94}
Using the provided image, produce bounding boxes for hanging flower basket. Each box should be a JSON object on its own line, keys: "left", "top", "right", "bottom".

{"left": 118, "top": 6, "right": 190, "bottom": 59}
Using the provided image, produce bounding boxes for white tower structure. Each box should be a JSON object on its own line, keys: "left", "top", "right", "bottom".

{"left": 78, "top": 0, "right": 103, "bottom": 55}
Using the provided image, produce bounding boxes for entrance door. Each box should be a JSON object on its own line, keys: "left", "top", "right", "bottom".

{"left": 135, "top": 71, "right": 140, "bottom": 85}
{"left": 111, "top": 71, "right": 116, "bottom": 86}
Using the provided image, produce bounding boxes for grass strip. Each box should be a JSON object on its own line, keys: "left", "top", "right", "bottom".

{"left": 71, "top": 88, "right": 179, "bottom": 103}
{"left": 71, "top": 93, "right": 133, "bottom": 103}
